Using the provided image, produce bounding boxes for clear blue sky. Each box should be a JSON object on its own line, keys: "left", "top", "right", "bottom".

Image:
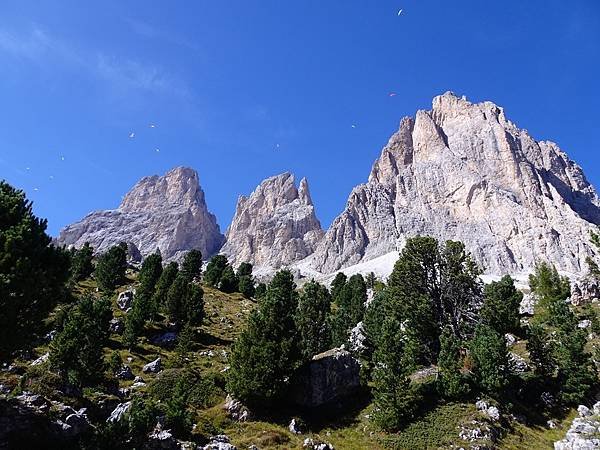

{"left": 0, "top": 1, "right": 598, "bottom": 236}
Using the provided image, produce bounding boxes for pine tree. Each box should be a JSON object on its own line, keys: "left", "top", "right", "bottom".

{"left": 227, "top": 270, "right": 301, "bottom": 408}
{"left": 331, "top": 274, "right": 367, "bottom": 346}
{"left": 183, "top": 283, "right": 204, "bottom": 325}
{"left": 555, "top": 329, "right": 596, "bottom": 405}
{"left": 254, "top": 282, "right": 267, "bottom": 300}
{"left": 237, "top": 263, "right": 255, "bottom": 298}
{"left": 330, "top": 272, "right": 347, "bottom": 299}
{"left": 481, "top": 275, "right": 522, "bottom": 335}
{"left": 71, "top": 242, "right": 94, "bottom": 281}
{"left": 95, "top": 242, "right": 128, "bottom": 293}
{"left": 437, "top": 327, "right": 468, "bottom": 399}
{"left": 470, "top": 324, "right": 509, "bottom": 396}
{"left": 529, "top": 262, "right": 572, "bottom": 328}
{"left": 371, "top": 317, "right": 421, "bottom": 431}
{"left": 166, "top": 276, "right": 188, "bottom": 324}
{"left": 180, "top": 249, "right": 202, "bottom": 282}
{"left": 526, "top": 323, "right": 556, "bottom": 378}
{"left": 0, "top": 181, "right": 70, "bottom": 354}
{"left": 50, "top": 296, "right": 112, "bottom": 385}
{"left": 152, "top": 262, "right": 179, "bottom": 312}
{"left": 295, "top": 280, "right": 332, "bottom": 359}
{"left": 219, "top": 265, "right": 239, "bottom": 293}
{"left": 138, "top": 252, "right": 163, "bottom": 295}
{"left": 204, "top": 254, "right": 229, "bottom": 287}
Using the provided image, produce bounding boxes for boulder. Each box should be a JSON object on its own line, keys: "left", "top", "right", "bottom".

{"left": 224, "top": 395, "right": 252, "bottom": 422}
{"left": 202, "top": 434, "right": 237, "bottom": 450}
{"left": 115, "top": 365, "right": 134, "bottom": 380}
{"left": 571, "top": 277, "right": 600, "bottom": 306}
{"left": 348, "top": 322, "right": 366, "bottom": 353}
{"left": 117, "top": 290, "right": 134, "bottom": 311}
{"left": 109, "top": 318, "right": 124, "bottom": 334}
{"left": 151, "top": 332, "right": 178, "bottom": 347}
{"left": 143, "top": 358, "right": 162, "bottom": 374}
{"left": 302, "top": 438, "right": 335, "bottom": 450}
{"left": 291, "top": 347, "right": 361, "bottom": 408}
{"left": 107, "top": 402, "right": 132, "bottom": 423}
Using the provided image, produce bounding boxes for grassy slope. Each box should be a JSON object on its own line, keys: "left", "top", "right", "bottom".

{"left": 1, "top": 274, "right": 585, "bottom": 449}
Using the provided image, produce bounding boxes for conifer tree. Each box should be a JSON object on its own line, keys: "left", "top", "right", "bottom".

{"left": 204, "top": 254, "right": 229, "bottom": 287}
{"left": 470, "top": 324, "right": 509, "bottom": 396}
{"left": 295, "top": 280, "right": 332, "bottom": 358}
{"left": 227, "top": 270, "right": 301, "bottom": 408}
{"left": 50, "top": 296, "right": 112, "bottom": 385}
{"left": 180, "top": 249, "right": 202, "bottom": 282}
{"left": 152, "top": 262, "right": 179, "bottom": 312}
{"left": 0, "top": 181, "right": 70, "bottom": 354}
{"left": 481, "top": 275, "right": 522, "bottom": 335}
{"left": 95, "top": 242, "right": 128, "bottom": 293}
{"left": 331, "top": 274, "right": 367, "bottom": 346}
{"left": 372, "top": 317, "right": 421, "bottom": 431}
{"left": 71, "top": 242, "right": 94, "bottom": 281}
{"left": 437, "top": 326, "right": 469, "bottom": 398}
{"left": 237, "top": 262, "right": 255, "bottom": 298}
{"left": 219, "top": 265, "right": 239, "bottom": 293}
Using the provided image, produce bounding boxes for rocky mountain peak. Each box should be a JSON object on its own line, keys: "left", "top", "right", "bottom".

{"left": 221, "top": 172, "right": 323, "bottom": 269}
{"left": 57, "top": 167, "right": 224, "bottom": 261}
{"left": 310, "top": 92, "right": 600, "bottom": 276}
{"left": 119, "top": 166, "right": 203, "bottom": 212}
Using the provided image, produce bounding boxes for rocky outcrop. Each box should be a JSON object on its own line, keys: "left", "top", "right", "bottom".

{"left": 56, "top": 167, "right": 224, "bottom": 261}
{"left": 221, "top": 173, "right": 324, "bottom": 269}
{"left": 291, "top": 347, "right": 361, "bottom": 408}
{"left": 554, "top": 401, "right": 600, "bottom": 449}
{"left": 309, "top": 92, "right": 600, "bottom": 276}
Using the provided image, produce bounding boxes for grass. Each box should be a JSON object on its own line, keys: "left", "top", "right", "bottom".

{"left": 498, "top": 408, "right": 577, "bottom": 450}
{"left": 1, "top": 274, "right": 594, "bottom": 450}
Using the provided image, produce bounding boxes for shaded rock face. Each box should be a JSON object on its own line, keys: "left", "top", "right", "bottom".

{"left": 291, "top": 347, "right": 361, "bottom": 408}
{"left": 310, "top": 92, "right": 600, "bottom": 276}
{"left": 56, "top": 167, "right": 224, "bottom": 261}
{"left": 221, "top": 173, "right": 324, "bottom": 269}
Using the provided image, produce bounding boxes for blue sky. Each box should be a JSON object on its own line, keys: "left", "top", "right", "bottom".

{"left": 0, "top": 1, "right": 598, "bottom": 236}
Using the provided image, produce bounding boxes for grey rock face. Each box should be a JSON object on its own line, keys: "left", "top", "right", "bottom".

{"left": 221, "top": 173, "right": 324, "bottom": 269}
{"left": 291, "top": 347, "right": 361, "bottom": 408}
{"left": 554, "top": 401, "right": 600, "bottom": 449}
{"left": 310, "top": 92, "right": 600, "bottom": 276}
{"left": 56, "top": 167, "right": 224, "bottom": 261}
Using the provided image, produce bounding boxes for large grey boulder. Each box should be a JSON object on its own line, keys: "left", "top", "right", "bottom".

{"left": 291, "top": 347, "right": 361, "bottom": 408}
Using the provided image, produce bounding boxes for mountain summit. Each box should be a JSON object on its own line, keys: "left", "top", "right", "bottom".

{"left": 57, "top": 167, "right": 224, "bottom": 261}
{"left": 221, "top": 172, "right": 324, "bottom": 270}
{"left": 309, "top": 92, "right": 600, "bottom": 276}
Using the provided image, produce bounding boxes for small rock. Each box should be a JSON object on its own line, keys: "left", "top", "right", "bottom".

{"left": 143, "top": 357, "right": 162, "bottom": 374}
{"left": 115, "top": 365, "right": 134, "bottom": 380}
{"left": 30, "top": 352, "right": 50, "bottom": 366}
{"left": 224, "top": 395, "right": 252, "bottom": 422}
{"left": 203, "top": 434, "right": 237, "bottom": 450}
{"left": 579, "top": 319, "right": 592, "bottom": 329}
{"left": 505, "top": 333, "right": 517, "bottom": 347}
{"left": 302, "top": 438, "right": 334, "bottom": 450}
{"left": 107, "top": 402, "right": 132, "bottom": 423}
{"left": 117, "top": 290, "right": 134, "bottom": 310}
{"left": 289, "top": 418, "right": 305, "bottom": 434}
{"left": 508, "top": 352, "right": 530, "bottom": 374}
{"left": 578, "top": 405, "right": 592, "bottom": 417}
{"left": 547, "top": 420, "right": 557, "bottom": 429}
{"left": 109, "top": 318, "right": 124, "bottom": 334}
{"left": 151, "top": 332, "right": 178, "bottom": 346}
